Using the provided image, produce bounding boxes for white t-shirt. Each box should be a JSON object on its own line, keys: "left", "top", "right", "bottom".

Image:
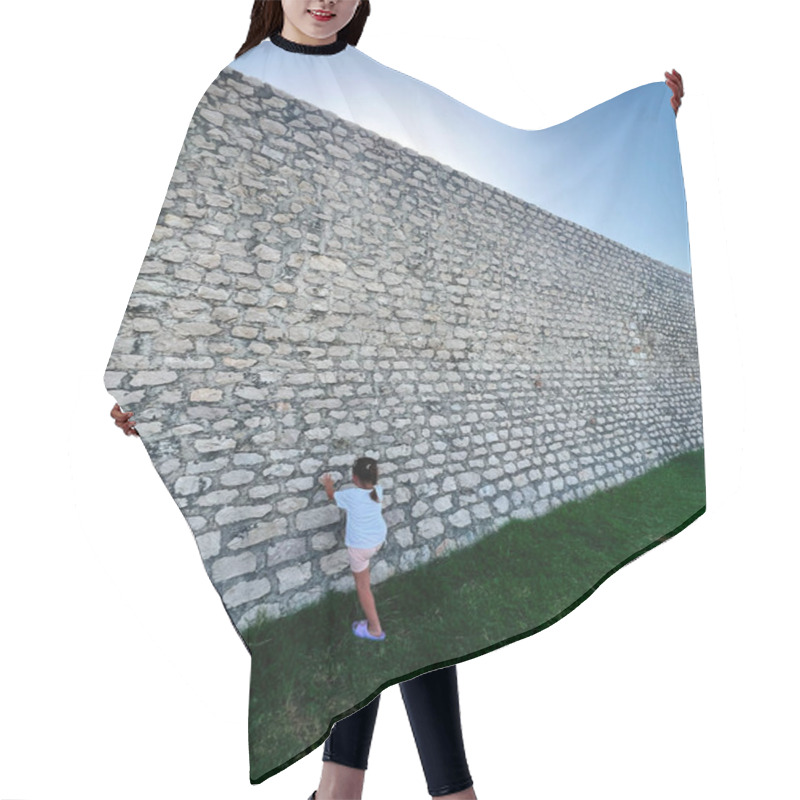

{"left": 334, "top": 485, "right": 387, "bottom": 549}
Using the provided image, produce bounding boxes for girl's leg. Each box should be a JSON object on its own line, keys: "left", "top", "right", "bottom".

{"left": 317, "top": 694, "right": 381, "bottom": 800}
{"left": 400, "top": 665, "right": 476, "bottom": 799}
{"left": 353, "top": 567, "right": 382, "bottom": 636}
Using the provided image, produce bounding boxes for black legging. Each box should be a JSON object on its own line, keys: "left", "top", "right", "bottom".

{"left": 323, "top": 664, "right": 473, "bottom": 797}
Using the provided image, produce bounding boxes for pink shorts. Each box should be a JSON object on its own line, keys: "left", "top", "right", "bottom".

{"left": 347, "top": 543, "right": 383, "bottom": 573}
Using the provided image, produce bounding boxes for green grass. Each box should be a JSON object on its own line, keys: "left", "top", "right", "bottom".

{"left": 246, "top": 448, "right": 705, "bottom": 783}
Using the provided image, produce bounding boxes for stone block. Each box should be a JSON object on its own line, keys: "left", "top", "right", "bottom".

{"left": 197, "top": 489, "right": 239, "bottom": 507}
{"left": 129, "top": 370, "right": 178, "bottom": 387}
{"left": 295, "top": 505, "right": 341, "bottom": 532}
{"left": 223, "top": 577, "right": 272, "bottom": 608}
{"left": 196, "top": 530, "right": 221, "bottom": 559}
{"left": 190, "top": 388, "right": 223, "bottom": 402}
{"left": 448, "top": 508, "right": 472, "bottom": 528}
{"left": 228, "top": 519, "right": 286, "bottom": 550}
{"left": 418, "top": 517, "right": 444, "bottom": 539}
{"left": 220, "top": 469, "right": 256, "bottom": 487}
{"left": 267, "top": 537, "right": 307, "bottom": 567}
{"left": 311, "top": 531, "right": 338, "bottom": 551}
{"left": 277, "top": 563, "right": 312, "bottom": 593}
{"left": 215, "top": 503, "right": 271, "bottom": 526}
{"left": 212, "top": 552, "right": 257, "bottom": 582}
{"left": 174, "top": 476, "right": 201, "bottom": 495}
{"left": 320, "top": 549, "right": 350, "bottom": 575}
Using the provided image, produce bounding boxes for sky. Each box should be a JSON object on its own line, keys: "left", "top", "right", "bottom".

{"left": 1, "top": 2, "right": 797, "bottom": 799}
{"left": 232, "top": 37, "right": 690, "bottom": 270}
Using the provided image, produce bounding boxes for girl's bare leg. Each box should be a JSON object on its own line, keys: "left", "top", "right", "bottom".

{"left": 316, "top": 761, "right": 366, "bottom": 800}
{"left": 353, "top": 567, "right": 382, "bottom": 636}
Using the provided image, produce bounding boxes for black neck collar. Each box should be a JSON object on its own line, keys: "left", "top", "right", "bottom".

{"left": 269, "top": 31, "right": 348, "bottom": 55}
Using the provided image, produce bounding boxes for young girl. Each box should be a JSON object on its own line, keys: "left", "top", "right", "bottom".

{"left": 321, "top": 457, "right": 387, "bottom": 642}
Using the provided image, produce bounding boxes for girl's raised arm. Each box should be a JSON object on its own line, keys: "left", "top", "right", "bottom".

{"left": 321, "top": 473, "right": 336, "bottom": 501}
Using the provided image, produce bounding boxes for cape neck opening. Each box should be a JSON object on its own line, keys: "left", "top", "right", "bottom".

{"left": 269, "top": 31, "right": 348, "bottom": 55}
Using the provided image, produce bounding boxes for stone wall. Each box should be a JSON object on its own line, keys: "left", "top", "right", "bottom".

{"left": 105, "top": 67, "right": 703, "bottom": 632}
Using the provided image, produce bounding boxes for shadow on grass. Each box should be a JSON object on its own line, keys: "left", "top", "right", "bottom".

{"left": 246, "top": 448, "right": 705, "bottom": 783}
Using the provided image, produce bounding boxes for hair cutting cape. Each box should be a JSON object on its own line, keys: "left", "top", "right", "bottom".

{"left": 104, "top": 34, "right": 704, "bottom": 784}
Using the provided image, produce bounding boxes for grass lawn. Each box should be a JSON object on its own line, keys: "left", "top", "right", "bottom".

{"left": 246, "top": 448, "right": 705, "bottom": 783}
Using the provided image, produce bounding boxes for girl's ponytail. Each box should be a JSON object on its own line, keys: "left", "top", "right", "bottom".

{"left": 353, "top": 457, "right": 380, "bottom": 503}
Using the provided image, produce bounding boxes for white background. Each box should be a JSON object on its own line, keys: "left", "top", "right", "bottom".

{"left": 1, "top": 1, "right": 797, "bottom": 798}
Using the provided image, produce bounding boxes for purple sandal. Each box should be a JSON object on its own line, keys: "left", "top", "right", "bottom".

{"left": 352, "top": 619, "right": 386, "bottom": 641}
